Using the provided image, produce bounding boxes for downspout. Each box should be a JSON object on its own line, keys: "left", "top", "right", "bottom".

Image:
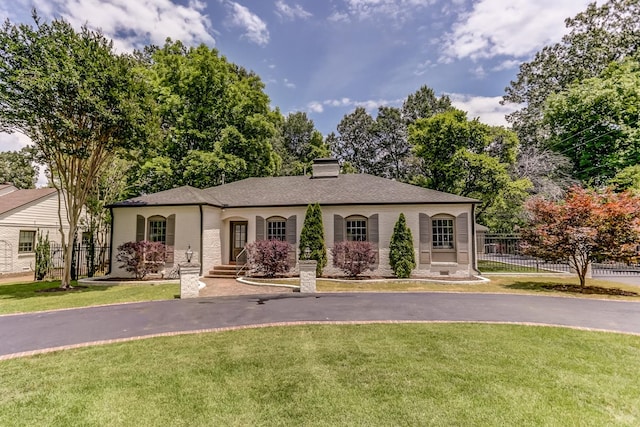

{"left": 471, "top": 203, "right": 479, "bottom": 275}
{"left": 199, "top": 205, "right": 204, "bottom": 275}
{"left": 108, "top": 207, "right": 114, "bottom": 275}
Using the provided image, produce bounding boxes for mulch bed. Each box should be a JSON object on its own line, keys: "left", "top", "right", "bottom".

{"left": 542, "top": 284, "right": 638, "bottom": 296}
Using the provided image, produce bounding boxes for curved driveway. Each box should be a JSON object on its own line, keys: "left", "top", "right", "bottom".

{"left": 2, "top": 292, "right": 640, "bottom": 359}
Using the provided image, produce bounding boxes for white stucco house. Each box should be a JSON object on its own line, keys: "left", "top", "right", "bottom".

{"left": 108, "top": 159, "right": 481, "bottom": 278}
{"left": 0, "top": 184, "right": 69, "bottom": 275}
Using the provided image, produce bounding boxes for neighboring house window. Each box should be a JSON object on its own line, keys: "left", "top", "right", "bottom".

{"left": 18, "top": 230, "right": 36, "bottom": 253}
{"left": 432, "top": 217, "right": 454, "bottom": 249}
{"left": 267, "top": 217, "right": 287, "bottom": 241}
{"left": 346, "top": 216, "right": 367, "bottom": 241}
{"left": 148, "top": 216, "right": 167, "bottom": 244}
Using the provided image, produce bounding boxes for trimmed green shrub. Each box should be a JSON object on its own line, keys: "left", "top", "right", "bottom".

{"left": 389, "top": 213, "right": 416, "bottom": 278}
{"left": 299, "top": 203, "right": 327, "bottom": 276}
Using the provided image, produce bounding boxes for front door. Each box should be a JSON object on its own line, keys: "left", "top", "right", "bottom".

{"left": 230, "top": 221, "right": 248, "bottom": 263}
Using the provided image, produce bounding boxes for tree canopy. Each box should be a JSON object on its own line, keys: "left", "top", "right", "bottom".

{"left": 544, "top": 60, "right": 640, "bottom": 185}
{"left": 503, "top": 0, "right": 640, "bottom": 147}
{"left": 410, "top": 109, "right": 531, "bottom": 230}
{"left": 0, "top": 148, "right": 37, "bottom": 189}
{"left": 128, "top": 40, "right": 282, "bottom": 194}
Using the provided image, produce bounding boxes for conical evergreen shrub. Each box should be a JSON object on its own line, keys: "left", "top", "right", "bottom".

{"left": 299, "top": 203, "right": 327, "bottom": 276}
{"left": 389, "top": 213, "right": 416, "bottom": 278}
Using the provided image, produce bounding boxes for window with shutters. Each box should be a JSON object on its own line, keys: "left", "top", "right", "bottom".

{"left": 346, "top": 216, "right": 367, "bottom": 241}
{"left": 147, "top": 216, "right": 167, "bottom": 244}
{"left": 267, "top": 217, "right": 287, "bottom": 241}
{"left": 432, "top": 216, "right": 454, "bottom": 250}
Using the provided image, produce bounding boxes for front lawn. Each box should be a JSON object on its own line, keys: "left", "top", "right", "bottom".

{"left": 249, "top": 275, "right": 640, "bottom": 299}
{"left": 0, "top": 280, "right": 179, "bottom": 315}
{"left": 1, "top": 324, "right": 639, "bottom": 426}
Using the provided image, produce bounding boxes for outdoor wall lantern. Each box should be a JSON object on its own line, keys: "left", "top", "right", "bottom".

{"left": 186, "top": 245, "right": 193, "bottom": 263}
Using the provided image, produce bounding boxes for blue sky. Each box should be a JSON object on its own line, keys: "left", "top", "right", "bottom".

{"left": 1, "top": 0, "right": 593, "bottom": 152}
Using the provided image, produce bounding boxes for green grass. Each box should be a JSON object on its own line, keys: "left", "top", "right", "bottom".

{"left": 478, "top": 259, "right": 542, "bottom": 273}
{"left": 0, "top": 280, "right": 179, "bottom": 315}
{"left": 1, "top": 324, "right": 639, "bottom": 426}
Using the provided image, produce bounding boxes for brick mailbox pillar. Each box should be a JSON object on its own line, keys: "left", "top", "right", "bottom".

{"left": 299, "top": 260, "right": 317, "bottom": 293}
{"left": 179, "top": 263, "right": 201, "bottom": 299}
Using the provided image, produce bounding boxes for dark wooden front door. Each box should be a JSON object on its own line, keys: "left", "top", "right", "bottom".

{"left": 230, "top": 221, "right": 248, "bottom": 263}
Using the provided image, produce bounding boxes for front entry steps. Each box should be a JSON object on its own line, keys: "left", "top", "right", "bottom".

{"left": 206, "top": 265, "right": 239, "bottom": 278}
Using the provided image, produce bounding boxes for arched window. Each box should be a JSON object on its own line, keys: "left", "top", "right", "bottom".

{"left": 267, "top": 216, "right": 287, "bottom": 241}
{"left": 432, "top": 215, "right": 455, "bottom": 250}
{"left": 346, "top": 215, "right": 367, "bottom": 241}
{"left": 147, "top": 215, "right": 167, "bottom": 244}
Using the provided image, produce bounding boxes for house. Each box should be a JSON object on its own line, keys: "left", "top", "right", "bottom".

{"left": 108, "top": 159, "right": 481, "bottom": 278}
{"left": 0, "top": 184, "right": 69, "bottom": 275}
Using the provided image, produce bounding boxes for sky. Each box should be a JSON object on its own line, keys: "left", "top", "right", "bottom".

{"left": 0, "top": 0, "right": 594, "bottom": 153}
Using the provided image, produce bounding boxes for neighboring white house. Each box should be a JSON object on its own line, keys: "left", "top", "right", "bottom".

{"left": 0, "top": 184, "right": 69, "bottom": 275}
{"left": 108, "top": 159, "right": 481, "bottom": 279}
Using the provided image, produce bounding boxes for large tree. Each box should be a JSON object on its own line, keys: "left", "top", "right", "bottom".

{"left": 0, "top": 148, "right": 38, "bottom": 189}
{"left": 521, "top": 186, "right": 640, "bottom": 288}
{"left": 332, "top": 107, "right": 378, "bottom": 175}
{"left": 402, "top": 85, "right": 453, "bottom": 125}
{"left": 277, "top": 112, "right": 329, "bottom": 176}
{"left": 543, "top": 60, "right": 640, "bottom": 185}
{"left": 503, "top": 0, "right": 640, "bottom": 146}
{"left": 0, "top": 15, "right": 152, "bottom": 288}
{"left": 131, "top": 40, "right": 281, "bottom": 192}
{"left": 410, "top": 109, "right": 531, "bottom": 230}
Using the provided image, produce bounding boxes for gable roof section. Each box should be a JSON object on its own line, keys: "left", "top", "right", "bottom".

{"left": 112, "top": 174, "right": 479, "bottom": 208}
{"left": 0, "top": 187, "right": 58, "bottom": 215}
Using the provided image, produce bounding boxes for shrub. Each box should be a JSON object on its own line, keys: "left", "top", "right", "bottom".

{"left": 34, "top": 231, "right": 52, "bottom": 280}
{"left": 299, "top": 203, "right": 327, "bottom": 275}
{"left": 246, "top": 239, "right": 292, "bottom": 278}
{"left": 116, "top": 241, "right": 166, "bottom": 279}
{"left": 332, "top": 241, "right": 377, "bottom": 277}
{"left": 389, "top": 213, "right": 416, "bottom": 278}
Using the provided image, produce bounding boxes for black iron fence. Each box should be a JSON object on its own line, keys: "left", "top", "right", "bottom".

{"left": 478, "top": 233, "right": 640, "bottom": 276}
{"left": 37, "top": 243, "right": 110, "bottom": 280}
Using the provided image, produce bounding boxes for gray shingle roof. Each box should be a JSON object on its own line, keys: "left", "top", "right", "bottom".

{"left": 112, "top": 174, "right": 479, "bottom": 208}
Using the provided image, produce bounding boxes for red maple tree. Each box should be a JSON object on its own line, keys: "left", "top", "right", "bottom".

{"left": 521, "top": 186, "right": 640, "bottom": 288}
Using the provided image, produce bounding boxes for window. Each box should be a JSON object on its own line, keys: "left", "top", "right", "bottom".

{"left": 346, "top": 216, "right": 367, "bottom": 241}
{"left": 148, "top": 216, "right": 167, "bottom": 244}
{"left": 432, "top": 218, "right": 454, "bottom": 249}
{"left": 267, "top": 217, "right": 286, "bottom": 241}
{"left": 18, "top": 230, "right": 36, "bottom": 253}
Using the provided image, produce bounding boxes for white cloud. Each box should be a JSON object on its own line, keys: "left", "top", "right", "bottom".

{"left": 0, "top": 132, "right": 32, "bottom": 152}
{"left": 283, "top": 78, "right": 296, "bottom": 89}
{"left": 339, "top": 0, "right": 436, "bottom": 22}
{"left": 227, "top": 1, "right": 269, "bottom": 46}
{"left": 327, "top": 11, "right": 350, "bottom": 23}
{"left": 470, "top": 65, "right": 486, "bottom": 79}
{"left": 306, "top": 97, "right": 403, "bottom": 114}
{"left": 492, "top": 59, "right": 521, "bottom": 71}
{"left": 275, "top": 0, "right": 311, "bottom": 21}
{"left": 307, "top": 101, "right": 324, "bottom": 113}
{"left": 441, "top": 0, "right": 591, "bottom": 61}
{"left": 31, "top": 0, "right": 214, "bottom": 53}
{"left": 447, "top": 94, "right": 519, "bottom": 127}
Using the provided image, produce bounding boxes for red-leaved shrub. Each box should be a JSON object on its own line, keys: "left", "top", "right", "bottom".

{"left": 116, "top": 241, "right": 166, "bottom": 279}
{"left": 246, "top": 239, "right": 292, "bottom": 277}
{"left": 331, "top": 241, "right": 377, "bottom": 277}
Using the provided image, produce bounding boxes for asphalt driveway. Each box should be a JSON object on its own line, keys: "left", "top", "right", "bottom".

{"left": 1, "top": 292, "right": 640, "bottom": 359}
